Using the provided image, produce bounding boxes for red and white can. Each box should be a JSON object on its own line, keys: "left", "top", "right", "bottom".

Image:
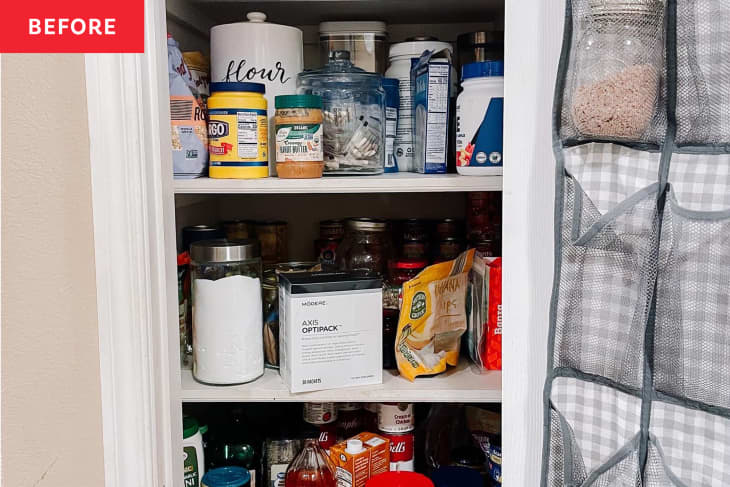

{"left": 317, "top": 423, "right": 338, "bottom": 452}
{"left": 303, "top": 402, "right": 338, "bottom": 425}
{"left": 377, "top": 403, "right": 414, "bottom": 433}
{"left": 381, "top": 431, "right": 415, "bottom": 472}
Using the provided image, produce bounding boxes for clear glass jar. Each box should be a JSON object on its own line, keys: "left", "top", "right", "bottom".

{"left": 297, "top": 51, "right": 385, "bottom": 175}
{"left": 570, "top": 0, "right": 664, "bottom": 140}
{"left": 190, "top": 239, "right": 264, "bottom": 385}
{"left": 336, "top": 218, "right": 393, "bottom": 277}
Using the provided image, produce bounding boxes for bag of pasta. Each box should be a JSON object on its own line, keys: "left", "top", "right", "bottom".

{"left": 395, "top": 248, "right": 475, "bottom": 381}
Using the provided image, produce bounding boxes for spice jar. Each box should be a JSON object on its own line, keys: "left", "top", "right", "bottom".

{"left": 255, "top": 221, "right": 288, "bottom": 266}
{"left": 191, "top": 239, "right": 264, "bottom": 385}
{"left": 337, "top": 218, "right": 392, "bottom": 277}
{"left": 275, "top": 95, "right": 325, "bottom": 178}
{"left": 436, "top": 237, "right": 465, "bottom": 263}
{"left": 223, "top": 220, "right": 253, "bottom": 240}
{"left": 383, "top": 259, "right": 427, "bottom": 369}
{"left": 569, "top": 0, "right": 664, "bottom": 140}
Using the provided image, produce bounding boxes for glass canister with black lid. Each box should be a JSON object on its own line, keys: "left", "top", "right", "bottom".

{"left": 297, "top": 50, "right": 385, "bottom": 175}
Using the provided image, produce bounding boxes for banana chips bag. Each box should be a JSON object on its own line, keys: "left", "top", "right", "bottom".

{"left": 396, "top": 249, "right": 475, "bottom": 381}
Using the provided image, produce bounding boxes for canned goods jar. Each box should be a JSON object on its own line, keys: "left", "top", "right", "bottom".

{"left": 377, "top": 403, "right": 414, "bottom": 433}
{"left": 275, "top": 95, "right": 324, "bottom": 178}
{"left": 254, "top": 220, "right": 288, "bottom": 265}
{"left": 381, "top": 431, "right": 414, "bottom": 471}
{"left": 208, "top": 82, "right": 268, "bottom": 179}
{"left": 202, "top": 466, "right": 251, "bottom": 487}
{"left": 303, "top": 403, "right": 338, "bottom": 425}
{"left": 222, "top": 220, "right": 253, "bottom": 240}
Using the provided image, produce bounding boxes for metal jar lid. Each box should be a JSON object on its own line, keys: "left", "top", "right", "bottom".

{"left": 191, "top": 239, "right": 260, "bottom": 263}
{"left": 346, "top": 217, "right": 388, "bottom": 231}
{"left": 589, "top": 0, "right": 663, "bottom": 18}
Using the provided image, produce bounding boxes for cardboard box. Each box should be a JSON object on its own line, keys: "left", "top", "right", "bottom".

{"left": 411, "top": 48, "right": 452, "bottom": 174}
{"left": 329, "top": 432, "right": 391, "bottom": 487}
{"left": 278, "top": 272, "right": 383, "bottom": 393}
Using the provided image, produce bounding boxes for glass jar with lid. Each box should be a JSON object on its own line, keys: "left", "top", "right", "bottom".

{"left": 336, "top": 218, "right": 393, "bottom": 277}
{"left": 191, "top": 239, "right": 264, "bottom": 385}
{"left": 569, "top": 0, "right": 664, "bottom": 141}
{"left": 297, "top": 50, "right": 385, "bottom": 175}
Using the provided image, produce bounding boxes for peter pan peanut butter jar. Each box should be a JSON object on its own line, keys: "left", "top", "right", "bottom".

{"left": 274, "top": 94, "right": 324, "bottom": 178}
{"left": 208, "top": 82, "right": 268, "bottom": 179}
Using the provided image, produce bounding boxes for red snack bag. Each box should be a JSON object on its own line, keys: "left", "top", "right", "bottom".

{"left": 483, "top": 257, "right": 502, "bottom": 370}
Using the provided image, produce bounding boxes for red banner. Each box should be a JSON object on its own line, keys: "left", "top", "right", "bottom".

{"left": 0, "top": 0, "right": 144, "bottom": 53}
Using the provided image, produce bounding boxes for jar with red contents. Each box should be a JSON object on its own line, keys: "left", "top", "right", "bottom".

{"left": 466, "top": 192, "right": 501, "bottom": 242}
{"left": 382, "top": 259, "right": 428, "bottom": 369}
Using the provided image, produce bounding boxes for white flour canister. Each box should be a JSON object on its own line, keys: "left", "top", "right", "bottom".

{"left": 211, "top": 12, "right": 303, "bottom": 175}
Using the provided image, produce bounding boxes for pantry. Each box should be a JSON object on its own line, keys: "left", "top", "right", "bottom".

{"left": 83, "top": 1, "right": 562, "bottom": 486}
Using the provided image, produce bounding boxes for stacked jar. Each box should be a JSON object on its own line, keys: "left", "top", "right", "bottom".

{"left": 303, "top": 403, "right": 338, "bottom": 453}
{"left": 315, "top": 219, "right": 345, "bottom": 270}
{"left": 466, "top": 192, "right": 501, "bottom": 256}
{"left": 377, "top": 403, "right": 415, "bottom": 472}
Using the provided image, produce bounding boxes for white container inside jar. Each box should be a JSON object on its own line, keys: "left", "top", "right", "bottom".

{"left": 191, "top": 239, "right": 263, "bottom": 385}
{"left": 319, "top": 21, "right": 388, "bottom": 74}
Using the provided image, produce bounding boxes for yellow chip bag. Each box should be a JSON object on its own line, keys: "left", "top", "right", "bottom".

{"left": 395, "top": 249, "right": 475, "bottom": 381}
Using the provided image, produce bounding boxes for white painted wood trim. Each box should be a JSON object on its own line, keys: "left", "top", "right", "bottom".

{"left": 502, "top": 1, "right": 564, "bottom": 485}
{"left": 85, "top": 0, "right": 181, "bottom": 485}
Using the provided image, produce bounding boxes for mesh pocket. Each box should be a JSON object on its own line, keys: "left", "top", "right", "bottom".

{"left": 644, "top": 440, "right": 685, "bottom": 487}
{"left": 585, "top": 447, "right": 641, "bottom": 487}
{"left": 547, "top": 407, "right": 588, "bottom": 486}
{"left": 676, "top": 0, "right": 730, "bottom": 145}
{"left": 654, "top": 192, "right": 730, "bottom": 409}
{"left": 651, "top": 401, "right": 730, "bottom": 485}
{"left": 551, "top": 377, "right": 643, "bottom": 474}
{"left": 559, "top": 0, "right": 667, "bottom": 145}
{"left": 554, "top": 176, "right": 659, "bottom": 387}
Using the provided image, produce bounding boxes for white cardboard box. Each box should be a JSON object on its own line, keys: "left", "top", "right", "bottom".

{"left": 279, "top": 273, "right": 383, "bottom": 393}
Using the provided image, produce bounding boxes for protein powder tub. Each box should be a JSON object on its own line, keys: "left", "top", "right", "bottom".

{"left": 456, "top": 61, "right": 504, "bottom": 175}
{"left": 208, "top": 82, "right": 268, "bottom": 179}
{"left": 385, "top": 39, "right": 454, "bottom": 172}
{"left": 274, "top": 94, "right": 324, "bottom": 178}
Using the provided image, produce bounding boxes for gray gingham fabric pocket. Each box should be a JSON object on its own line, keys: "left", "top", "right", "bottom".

{"left": 676, "top": 0, "right": 730, "bottom": 146}
{"left": 649, "top": 401, "right": 730, "bottom": 486}
{"left": 654, "top": 190, "right": 730, "bottom": 409}
{"left": 553, "top": 175, "right": 659, "bottom": 388}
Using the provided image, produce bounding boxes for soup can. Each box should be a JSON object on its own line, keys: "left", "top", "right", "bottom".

{"left": 377, "top": 403, "right": 414, "bottom": 432}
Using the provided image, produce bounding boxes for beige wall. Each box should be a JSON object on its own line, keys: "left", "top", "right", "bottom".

{"left": 2, "top": 54, "right": 105, "bottom": 486}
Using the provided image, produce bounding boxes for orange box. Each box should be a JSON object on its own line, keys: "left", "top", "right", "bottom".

{"left": 329, "top": 432, "right": 391, "bottom": 487}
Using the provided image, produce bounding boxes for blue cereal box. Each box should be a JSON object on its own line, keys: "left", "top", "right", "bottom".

{"left": 411, "top": 49, "right": 452, "bottom": 174}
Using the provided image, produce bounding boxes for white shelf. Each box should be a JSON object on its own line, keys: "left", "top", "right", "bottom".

{"left": 180, "top": 360, "right": 501, "bottom": 403}
{"left": 174, "top": 173, "right": 502, "bottom": 194}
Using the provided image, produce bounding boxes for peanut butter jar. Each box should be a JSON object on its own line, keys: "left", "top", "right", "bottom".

{"left": 274, "top": 95, "right": 324, "bottom": 178}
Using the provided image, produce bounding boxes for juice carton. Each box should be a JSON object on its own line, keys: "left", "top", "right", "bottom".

{"left": 328, "top": 432, "right": 390, "bottom": 487}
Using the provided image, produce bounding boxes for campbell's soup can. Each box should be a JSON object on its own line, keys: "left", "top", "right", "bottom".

{"left": 382, "top": 432, "right": 415, "bottom": 472}
{"left": 318, "top": 423, "right": 338, "bottom": 452}
{"left": 303, "top": 402, "right": 338, "bottom": 425}
{"left": 377, "top": 403, "right": 414, "bottom": 432}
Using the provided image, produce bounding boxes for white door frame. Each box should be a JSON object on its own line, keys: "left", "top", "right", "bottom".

{"left": 82, "top": 0, "right": 564, "bottom": 485}
{"left": 84, "top": 0, "right": 182, "bottom": 485}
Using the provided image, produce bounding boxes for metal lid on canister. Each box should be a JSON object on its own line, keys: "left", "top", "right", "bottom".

{"left": 182, "top": 225, "right": 224, "bottom": 250}
{"left": 346, "top": 217, "right": 388, "bottom": 231}
{"left": 190, "top": 239, "right": 261, "bottom": 263}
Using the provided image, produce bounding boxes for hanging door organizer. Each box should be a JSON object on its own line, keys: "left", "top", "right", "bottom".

{"left": 544, "top": 0, "right": 730, "bottom": 485}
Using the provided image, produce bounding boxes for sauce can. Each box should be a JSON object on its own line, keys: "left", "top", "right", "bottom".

{"left": 377, "top": 403, "right": 414, "bottom": 433}
{"left": 303, "top": 402, "right": 338, "bottom": 425}
{"left": 208, "top": 82, "right": 269, "bottom": 179}
{"left": 381, "top": 431, "right": 414, "bottom": 472}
